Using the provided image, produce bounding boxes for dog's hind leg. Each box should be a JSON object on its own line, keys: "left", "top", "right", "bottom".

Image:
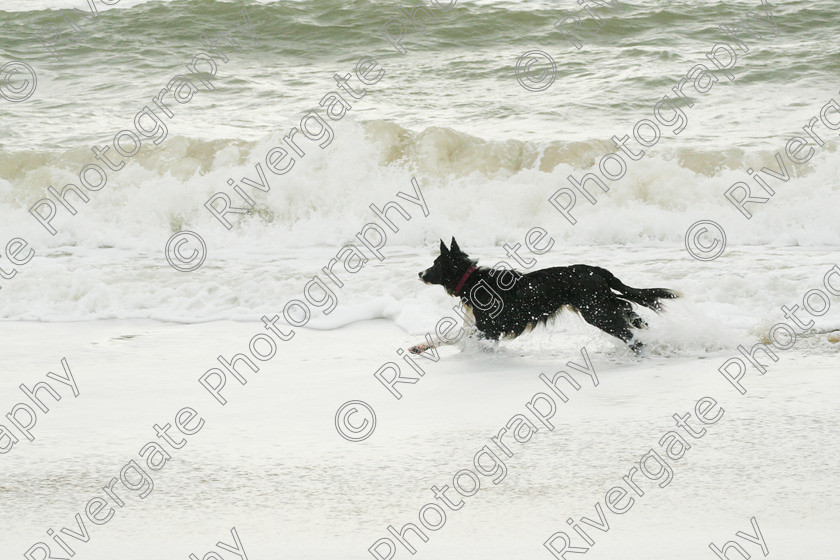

{"left": 625, "top": 306, "right": 647, "bottom": 329}
{"left": 577, "top": 296, "right": 643, "bottom": 352}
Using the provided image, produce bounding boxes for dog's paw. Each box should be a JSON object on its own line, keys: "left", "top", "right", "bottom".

{"left": 409, "top": 344, "right": 429, "bottom": 354}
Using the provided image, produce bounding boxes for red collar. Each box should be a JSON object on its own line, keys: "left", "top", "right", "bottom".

{"left": 454, "top": 266, "right": 477, "bottom": 296}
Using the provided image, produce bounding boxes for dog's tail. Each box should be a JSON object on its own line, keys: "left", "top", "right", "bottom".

{"left": 591, "top": 266, "right": 680, "bottom": 311}
{"left": 616, "top": 286, "right": 680, "bottom": 311}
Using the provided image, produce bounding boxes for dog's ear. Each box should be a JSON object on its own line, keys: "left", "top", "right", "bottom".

{"left": 450, "top": 237, "right": 461, "bottom": 253}
{"left": 439, "top": 239, "right": 449, "bottom": 254}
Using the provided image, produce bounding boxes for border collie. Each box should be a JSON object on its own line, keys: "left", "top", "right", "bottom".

{"left": 413, "top": 238, "right": 679, "bottom": 354}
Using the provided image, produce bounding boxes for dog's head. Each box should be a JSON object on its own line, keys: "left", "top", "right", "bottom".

{"left": 418, "top": 237, "right": 475, "bottom": 295}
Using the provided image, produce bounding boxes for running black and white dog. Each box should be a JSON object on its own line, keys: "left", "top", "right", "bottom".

{"left": 413, "top": 238, "right": 679, "bottom": 354}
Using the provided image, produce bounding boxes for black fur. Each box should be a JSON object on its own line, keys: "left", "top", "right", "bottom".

{"left": 418, "top": 238, "right": 679, "bottom": 353}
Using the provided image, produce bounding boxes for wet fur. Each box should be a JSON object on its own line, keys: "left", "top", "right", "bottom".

{"left": 418, "top": 238, "right": 679, "bottom": 353}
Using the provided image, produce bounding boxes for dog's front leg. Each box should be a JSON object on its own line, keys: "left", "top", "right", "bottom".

{"left": 409, "top": 338, "right": 443, "bottom": 354}
{"left": 408, "top": 317, "right": 478, "bottom": 355}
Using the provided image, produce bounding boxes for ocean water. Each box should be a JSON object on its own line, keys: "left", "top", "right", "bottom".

{"left": 1, "top": 0, "right": 839, "bottom": 323}
{"left": 1, "top": 1, "right": 839, "bottom": 559}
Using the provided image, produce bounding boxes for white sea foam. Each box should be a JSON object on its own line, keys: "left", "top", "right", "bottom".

{"left": 1, "top": 120, "right": 838, "bottom": 328}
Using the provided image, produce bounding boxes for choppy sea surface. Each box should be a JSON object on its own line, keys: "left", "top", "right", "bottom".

{"left": 1, "top": 0, "right": 838, "bottom": 329}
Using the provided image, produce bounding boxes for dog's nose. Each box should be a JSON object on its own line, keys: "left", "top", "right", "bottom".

{"left": 418, "top": 272, "right": 423, "bottom": 279}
